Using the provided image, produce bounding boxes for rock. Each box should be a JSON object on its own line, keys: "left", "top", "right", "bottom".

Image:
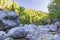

{"left": 7, "top": 24, "right": 39, "bottom": 40}
{"left": 0, "top": 11, "right": 7, "bottom": 30}
{"left": 49, "top": 24, "right": 57, "bottom": 32}
{"left": 57, "top": 26, "right": 60, "bottom": 33}
{"left": 7, "top": 27, "right": 28, "bottom": 38}
{"left": 39, "top": 24, "right": 50, "bottom": 29}
{"left": 0, "top": 31, "right": 7, "bottom": 40}
{"left": 39, "top": 28, "right": 50, "bottom": 34}
{"left": 3, "top": 11, "right": 20, "bottom": 29}
{"left": 14, "top": 38, "right": 26, "bottom": 40}
{"left": 40, "top": 34, "right": 54, "bottom": 40}
{"left": 24, "top": 24, "right": 39, "bottom": 31}
{"left": 0, "top": 11, "right": 20, "bottom": 30}
{"left": 54, "top": 21, "right": 60, "bottom": 26}
{"left": 52, "top": 33, "right": 60, "bottom": 40}
{"left": 7, "top": 11, "right": 18, "bottom": 17}
{"left": 25, "top": 24, "right": 50, "bottom": 40}
{"left": 18, "top": 24, "right": 23, "bottom": 27}
{"left": 26, "top": 30, "right": 41, "bottom": 40}
{"left": 46, "top": 19, "right": 52, "bottom": 24}
{"left": 4, "top": 37, "right": 14, "bottom": 40}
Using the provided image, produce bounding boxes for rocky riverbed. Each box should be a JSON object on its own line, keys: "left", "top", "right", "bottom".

{"left": 0, "top": 11, "right": 60, "bottom": 40}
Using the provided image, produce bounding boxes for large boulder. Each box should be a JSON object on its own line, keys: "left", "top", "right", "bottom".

{"left": 26, "top": 30, "right": 41, "bottom": 40}
{"left": 0, "top": 11, "right": 20, "bottom": 30}
{"left": 7, "top": 27, "right": 28, "bottom": 38}
{"left": 0, "top": 31, "right": 7, "bottom": 40}
{"left": 7, "top": 24, "right": 39, "bottom": 39}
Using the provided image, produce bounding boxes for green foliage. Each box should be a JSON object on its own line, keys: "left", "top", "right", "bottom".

{"left": 20, "top": 9, "right": 49, "bottom": 25}
{"left": 0, "top": 0, "right": 13, "bottom": 11}
{"left": 48, "top": 0, "right": 60, "bottom": 19}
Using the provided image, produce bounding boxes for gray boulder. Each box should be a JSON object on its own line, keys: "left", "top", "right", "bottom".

{"left": 7, "top": 24, "right": 39, "bottom": 39}
{"left": 39, "top": 33, "right": 54, "bottom": 40}
{"left": 0, "top": 31, "right": 7, "bottom": 40}
{"left": 49, "top": 24, "right": 57, "bottom": 32}
{"left": 51, "top": 33, "right": 60, "bottom": 40}
{"left": 54, "top": 21, "right": 60, "bottom": 26}
{"left": 7, "top": 27, "right": 28, "bottom": 38}
{"left": 24, "top": 24, "right": 39, "bottom": 31}
{"left": 26, "top": 30, "right": 41, "bottom": 40}
{"left": 24, "top": 24, "right": 41, "bottom": 40}
{"left": 0, "top": 11, "right": 20, "bottom": 30}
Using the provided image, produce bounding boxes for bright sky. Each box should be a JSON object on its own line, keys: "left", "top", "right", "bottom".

{"left": 13, "top": 0, "right": 51, "bottom": 13}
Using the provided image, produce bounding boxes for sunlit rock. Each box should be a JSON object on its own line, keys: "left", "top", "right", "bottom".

{"left": 4, "top": 37, "right": 14, "bottom": 40}
{"left": 24, "top": 24, "right": 39, "bottom": 31}
{"left": 7, "top": 27, "right": 28, "bottom": 38}
{"left": 40, "top": 34, "right": 54, "bottom": 40}
{"left": 0, "top": 31, "right": 6, "bottom": 40}
{"left": 51, "top": 33, "right": 60, "bottom": 40}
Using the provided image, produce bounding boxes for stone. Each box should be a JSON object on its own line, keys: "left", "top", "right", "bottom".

{"left": 24, "top": 24, "right": 39, "bottom": 31}
{"left": 0, "top": 11, "right": 7, "bottom": 30}
{"left": 57, "top": 26, "right": 60, "bottom": 33}
{"left": 7, "top": 27, "right": 28, "bottom": 38}
{"left": 39, "top": 28, "right": 50, "bottom": 34}
{"left": 49, "top": 24, "right": 57, "bottom": 32}
{"left": 54, "top": 21, "right": 60, "bottom": 27}
{"left": 4, "top": 37, "right": 14, "bottom": 40}
{"left": 24, "top": 24, "right": 41, "bottom": 40}
{"left": 24, "top": 24, "right": 50, "bottom": 40}
{"left": 40, "top": 34, "right": 54, "bottom": 40}
{"left": 0, "top": 11, "right": 20, "bottom": 30}
{"left": 0, "top": 31, "right": 7, "bottom": 40}
{"left": 51, "top": 33, "right": 60, "bottom": 40}
{"left": 46, "top": 19, "right": 52, "bottom": 24}
{"left": 7, "top": 24, "right": 39, "bottom": 39}
{"left": 26, "top": 30, "right": 40, "bottom": 40}
{"left": 14, "top": 38, "right": 26, "bottom": 40}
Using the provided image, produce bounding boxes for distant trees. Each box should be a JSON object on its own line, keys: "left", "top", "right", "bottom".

{"left": 48, "top": 0, "right": 60, "bottom": 19}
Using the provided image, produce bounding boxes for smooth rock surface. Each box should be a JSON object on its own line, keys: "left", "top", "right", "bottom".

{"left": 51, "top": 33, "right": 60, "bottom": 40}
{"left": 7, "top": 27, "right": 28, "bottom": 38}
{"left": 0, "top": 31, "right": 6, "bottom": 40}
{"left": 4, "top": 37, "right": 14, "bottom": 40}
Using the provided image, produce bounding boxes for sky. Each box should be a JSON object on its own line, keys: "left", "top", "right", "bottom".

{"left": 13, "top": 0, "right": 51, "bottom": 13}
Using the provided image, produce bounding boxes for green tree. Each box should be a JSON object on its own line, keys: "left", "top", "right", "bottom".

{"left": 48, "top": 0, "right": 60, "bottom": 19}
